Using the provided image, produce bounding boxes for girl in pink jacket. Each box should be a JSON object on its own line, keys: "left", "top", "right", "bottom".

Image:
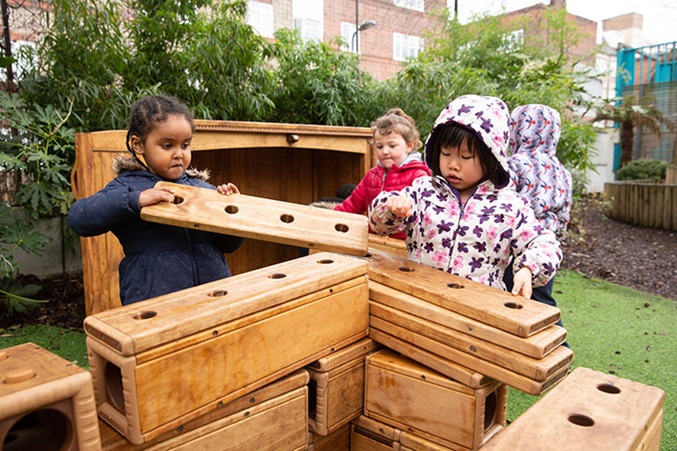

{"left": 335, "top": 108, "right": 431, "bottom": 240}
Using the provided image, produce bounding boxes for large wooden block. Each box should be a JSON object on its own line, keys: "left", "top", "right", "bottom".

{"left": 306, "top": 337, "right": 381, "bottom": 436}
{"left": 85, "top": 252, "right": 369, "bottom": 444}
{"left": 367, "top": 234, "right": 408, "bottom": 258}
{"left": 99, "top": 369, "right": 310, "bottom": 450}
{"left": 350, "top": 415, "right": 402, "bottom": 451}
{"left": 141, "top": 181, "right": 369, "bottom": 256}
{"left": 307, "top": 423, "right": 351, "bottom": 451}
{"left": 481, "top": 367, "right": 665, "bottom": 451}
{"left": 364, "top": 349, "right": 506, "bottom": 450}
{"left": 0, "top": 343, "right": 101, "bottom": 451}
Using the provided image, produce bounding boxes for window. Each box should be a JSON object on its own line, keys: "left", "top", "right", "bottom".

{"left": 248, "top": 1, "right": 274, "bottom": 38}
{"left": 341, "top": 22, "right": 357, "bottom": 52}
{"left": 500, "top": 29, "right": 524, "bottom": 52}
{"left": 394, "top": 0, "right": 424, "bottom": 12}
{"left": 393, "top": 33, "right": 424, "bottom": 62}
{"left": 293, "top": 0, "right": 323, "bottom": 42}
{"left": 294, "top": 18, "right": 322, "bottom": 42}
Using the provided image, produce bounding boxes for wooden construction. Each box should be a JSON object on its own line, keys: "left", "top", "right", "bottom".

{"left": 307, "top": 423, "right": 351, "bottom": 451}
{"left": 72, "top": 120, "right": 373, "bottom": 314}
{"left": 84, "top": 252, "right": 369, "bottom": 444}
{"left": 98, "top": 369, "right": 309, "bottom": 450}
{"left": 350, "top": 415, "right": 402, "bottom": 451}
{"left": 481, "top": 367, "right": 665, "bottom": 451}
{"left": 306, "top": 337, "right": 381, "bottom": 436}
{"left": 605, "top": 181, "right": 677, "bottom": 231}
{"left": 367, "top": 234, "right": 408, "bottom": 258}
{"left": 0, "top": 343, "right": 101, "bottom": 451}
{"left": 364, "top": 349, "right": 506, "bottom": 450}
{"left": 140, "top": 182, "right": 369, "bottom": 256}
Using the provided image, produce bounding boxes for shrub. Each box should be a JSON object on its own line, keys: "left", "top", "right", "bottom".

{"left": 615, "top": 159, "right": 670, "bottom": 181}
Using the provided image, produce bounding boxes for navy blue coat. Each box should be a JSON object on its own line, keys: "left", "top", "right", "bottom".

{"left": 68, "top": 163, "right": 244, "bottom": 305}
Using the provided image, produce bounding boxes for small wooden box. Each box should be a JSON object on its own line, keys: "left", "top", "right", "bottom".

{"left": 350, "top": 415, "right": 402, "bottom": 451}
{"left": 0, "top": 343, "right": 101, "bottom": 451}
{"left": 364, "top": 349, "right": 506, "bottom": 450}
{"left": 306, "top": 337, "right": 381, "bottom": 435}
{"left": 481, "top": 367, "right": 665, "bottom": 451}
{"left": 307, "top": 423, "right": 351, "bottom": 451}
{"left": 99, "top": 369, "right": 310, "bottom": 450}
{"left": 85, "top": 252, "right": 369, "bottom": 444}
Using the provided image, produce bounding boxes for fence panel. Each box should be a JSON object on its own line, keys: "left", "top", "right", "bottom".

{"left": 604, "top": 182, "right": 677, "bottom": 231}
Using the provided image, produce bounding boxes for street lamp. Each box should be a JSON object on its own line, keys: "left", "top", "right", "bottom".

{"left": 351, "top": 20, "right": 376, "bottom": 53}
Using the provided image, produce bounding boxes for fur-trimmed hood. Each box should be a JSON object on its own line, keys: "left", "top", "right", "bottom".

{"left": 112, "top": 154, "right": 210, "bottom": 181}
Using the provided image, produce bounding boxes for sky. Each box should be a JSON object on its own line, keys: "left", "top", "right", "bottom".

{"left": 454, "top": 0, "right": 677, "bottom": 46}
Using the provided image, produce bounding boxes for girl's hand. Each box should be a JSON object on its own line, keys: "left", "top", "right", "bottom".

{"left": 216, "top": 183, "right": 239, "bottom": 195}
{"left": 511, "top": 267, "right": 533, "bottom": 299}
{"left": 386, "top": 195, "right": 413, "bottom": 218}
{"left": 139, "top": 187, "right": 175, "bottom": 207}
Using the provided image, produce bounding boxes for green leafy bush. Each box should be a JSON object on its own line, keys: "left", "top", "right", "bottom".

{"left": 616, "top": 159, "right": 671, "bottom": 181}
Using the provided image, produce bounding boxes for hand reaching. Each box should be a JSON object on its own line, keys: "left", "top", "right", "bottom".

{"left": 511, "top": 267, "right": 533, "bottom": 299}
{"left": 138, "top": 186, "right": 176, "bottom": 207}
{"left": 386, "top": 195, "right": 413, "bottom": 219}
{"left": 216, "top": 183, "right": 239, "bottom": 195}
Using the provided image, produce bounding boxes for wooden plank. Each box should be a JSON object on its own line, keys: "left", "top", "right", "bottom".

{"left": 140, "top": 182, "right": 369, "bottom": 256}
{"left": 368, "top": 234, "right": 409, "bottom": 258}
{"left": 364, "top": 249, "right": 561, "bottom": 337}
{"left": 370, "top": 282, "right": 566, "bottom": 358}
{"left": 481, "top": 367, "right": 665, "bottom": 451}
{"left": 370, "top": 317, "right": 570, "bottom": 396}
{"left": 307, "top": 423, "right": 351, "bottom": 451}
{"left": 350, "top": 415, "right": 401, "bottom": 451}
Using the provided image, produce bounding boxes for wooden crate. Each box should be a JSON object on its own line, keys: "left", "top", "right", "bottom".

{"left": 364, "top": 349, "right": 506, "bottom": 450}
{"left": 99, "top": 369, "right": 309, "bottom": 450}
{"left": 481, "top": 367, "right": 665, "bottom": 451}
{"left": 141, "top": 182, "right": 369, "bottom": 256}
{"left": 84, "top": 253, "right": 369, "bottom": 444}
{"left": 0, "top": 343, "right": 101, "bottom": 451}
{"left": 72, "top": 120, "right": 373, "bottom": 314}
{"left": 307, "top": 423, "right": 351, "bottom": 451}
{"left": 306, "top": 337, "right": 381, "bottom": 436}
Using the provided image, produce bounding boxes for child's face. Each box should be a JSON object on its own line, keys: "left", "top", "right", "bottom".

{"left": 439, "top": 140, "right": 484, "bottom": 198}
{"left": 373, "top": 130, "right": 413, "bottom": 169}
{"left": 134, "top": 114, "right": 193, "bottom": 181}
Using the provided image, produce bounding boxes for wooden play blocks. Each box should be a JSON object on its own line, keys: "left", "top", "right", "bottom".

{"left": 306, "top": 337, "right": 381, "bottom": 436}
{"left": 84, "top": 252, "right": 369, "bottom": 444}
{"left": 481, "top": 367, "right": 665, "bottom": 451}
{"left": 98, "top": 369, "right": 310, "bottom": 450}
{"left": 0, "top": 343, "right": 101, "bottom": 451}
{"left": 140, "top": 181, "right": 369, "bottom": 256}
{"left": 364, "top": 349, "right": 506, "bottom": 450}
{"left": 307, "top": 423, "right": 351, "bottom": 451}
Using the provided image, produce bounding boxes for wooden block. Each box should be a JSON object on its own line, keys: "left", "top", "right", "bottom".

{"left": 481, "top": 367, "right": 665, "bottom": 451}
{"left": 370, "top": 316, "right": 570, "bottom": 396}
{"left": 350, "top": 415, "right": 402, "bottom": 451}
{"left": 398, "top": 430, "right": 463, "bottom": 450}
{"left": 368, "top": 234, "right": 408, "bottom": 258}
{"left": 306, "top": 337, "right": 382, "bottom": 435}
{"left": 140, "top": 181, "right": 369, "bottom": 256}
{"left": 307, "top": 423, "right": 351, "bottom": 451}
{"left": 365, "top": 349, "right": 507, "bottom": 450}
{"left": 99, "top": 369, "right": 310, "bottom": 450}
{"left": 0, "top": 343, "right": 101, "bottom": 451}
{"left": 365, "top": 249, "right": 560, "bottom": 337}
{"left": 370, "top": 301, "right": 571, "bottom": 381}
{"left": 85, "top": 253, "right": 369, "bottom": 444}
{"left": 370, "top": 282, "right": 566, "bottom": 359}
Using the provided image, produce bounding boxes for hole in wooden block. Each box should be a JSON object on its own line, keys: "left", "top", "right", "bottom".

{"left": 132, "top": 311, "right": 157, "bottom": 320}
{"left": 268, "top": 273, "right": 287, "bottom": 279}
{"left": 567, "top": 414, "right": 595, "bottom": 427}
{"left": 447, "top": 282, "right": 464, "bottom": 289}
{"left": 503, "top": 302, "right": 524, "bottom": 310}
{"left": 596, "top": 383, "right": 621, "bottom": 394}
{"left": 208, "top": 290, "right": 228, "bottom": 297}
{"left": 335, "top": 223, "right": 349, "bottom": 233}
{"left": 3, "top": 409, "right": 72, "bottom": 450}
{"left": 172, "top": 196, "right": 184, "bottom": 205}
{"left": 317, "top": 259, "right": 335, "bottom": 264}
{"left": 280, "top": 214, "right": 295, "bottom": 224}
{"left": 225, "top": 205, "right": 239, "bottom": 214}
{"left": 398, "top": 266, "right": 414, "bottom": 272}
{"left": 484, "top": 391, "right": 497, "bottom": 432}
{"left": 105, "top": 362, "right": 126, "bottom": 415}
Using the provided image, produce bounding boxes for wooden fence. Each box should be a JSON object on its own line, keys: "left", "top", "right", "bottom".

{"left": 604, "top": 181, "right": 677, "bottom": 231}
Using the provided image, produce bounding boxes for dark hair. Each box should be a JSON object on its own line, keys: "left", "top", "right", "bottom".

{"left": 429, "top": 123, "right": 508, "bottom": 187}
{"left": 125, "top": 95, "right": 195, "bottom": 157}
{"left": 371, "top": 107, "right": 422, "bottom": 151}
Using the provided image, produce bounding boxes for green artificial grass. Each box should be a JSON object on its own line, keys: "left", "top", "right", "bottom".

{"left": 0, "top": 269, "right": 674, "bottom": 449}
{"left": 507, "top": 269, "right": 676, "bottom": 450}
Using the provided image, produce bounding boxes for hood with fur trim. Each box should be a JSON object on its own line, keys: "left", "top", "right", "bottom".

{"left": 112, "top": 155, "right": 210, "bottom": 181}
{"left": 424, "top": 95, "right": 511, "bottom": 183}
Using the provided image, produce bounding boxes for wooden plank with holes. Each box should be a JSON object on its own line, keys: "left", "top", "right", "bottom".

{"left": 85, "top": 253, "right": 369, "bottom": 444}
{"left": 140, "top": 182, "right": 369, "bottom": 256}
{"left": 364, "top": 250, "right": 561, "bottom": 337}
{"left": 481, "top": 367, "right": 665, "bottom": 451}
{"left": 364, "top": 349, "right": 506, "bottom": 450}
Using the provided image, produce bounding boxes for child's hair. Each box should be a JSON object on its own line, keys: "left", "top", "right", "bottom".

{"left": 125, "top": 95, "right": 195, "bottom": 157}
{"left": 429, "top": 123, "right": 509, "bottom": 188}
{"left": 371, "top": 108, "right": 422, "bottom": 151}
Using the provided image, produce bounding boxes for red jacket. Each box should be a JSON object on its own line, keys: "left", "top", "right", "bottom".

{"left": 335, "top": 153, "right": 431, "bottom": 240}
